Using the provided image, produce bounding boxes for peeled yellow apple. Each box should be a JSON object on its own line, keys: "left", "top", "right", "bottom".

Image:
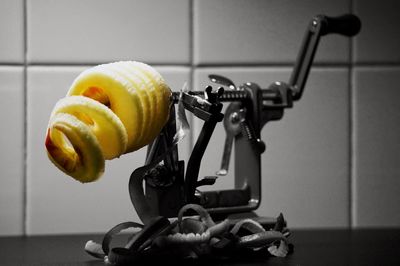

{"left": 50, "top": 95, "right": 128, "bottom": 160}
{"left": 45, "top": 113, "right": 105, "bottom": 183}
{"left": 45, "top": 61, "right": 172, "bottom": 183}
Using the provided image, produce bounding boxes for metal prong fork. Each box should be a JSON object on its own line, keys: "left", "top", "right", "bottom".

{"left": 209, "top": 74, "right": 237, "bottom": 90}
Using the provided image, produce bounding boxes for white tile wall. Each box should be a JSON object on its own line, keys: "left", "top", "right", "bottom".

{"left": 353, "top": 67, "right": 400, "bottom": 228}
{"left": 26, "top": 66, "right": 190, "bottom": 235}
{"left": 0, "top": 0, "right": 24, "bottom": 63}
{"left": 0, "top": 0, "right": 399, "bottom": 235}
{"left": 194, "top": 67, "right": 350, "bottom": 228}
{"left": 0, "top": 67, "right": 24, "bottom": 235}
{"left": 194, "top": 0, "right": 350, "bottom": 65}
{"left": 27, "top": 0, "right": 190, "bottom": 64}
{"left": 260, "top": 68, "right": 350, "bottom": 228}
{"left": 353, "top": 0, "right": 400, "bottom": 63}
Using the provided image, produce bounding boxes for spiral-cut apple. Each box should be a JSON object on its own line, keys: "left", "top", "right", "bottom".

{"left": 45, "top": 61, "right": 172, "bottom": 183}
{"left": 45, "top": 113, "right": 105, "bottom": 183}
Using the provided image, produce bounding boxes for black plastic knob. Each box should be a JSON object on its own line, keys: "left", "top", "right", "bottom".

{"left": 318, "top": 14, "right": 361, "bottom": 37}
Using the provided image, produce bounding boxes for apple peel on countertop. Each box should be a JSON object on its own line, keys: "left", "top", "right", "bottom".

{"left": 45, "top": 61, "right": 172, "bottom": 183}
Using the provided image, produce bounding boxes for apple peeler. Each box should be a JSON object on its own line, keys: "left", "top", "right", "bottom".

{"left": 85, "top": 14, "right": 362, "bottom": 264}
{"left": 129, "top": 14, "right": 361, "bottom": 227}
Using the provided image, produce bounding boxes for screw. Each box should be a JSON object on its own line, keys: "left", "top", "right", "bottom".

{"left": 230, "top": 112, "right": 240, "bottom": 123}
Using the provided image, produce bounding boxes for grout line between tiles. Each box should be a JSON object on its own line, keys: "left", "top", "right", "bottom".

{"left": 0, "top": 63, "right": 26, "bottom": 66}
{"left": 348, "top": 44, "right": 354, "bottom": 230}
{"left": 350, "top": 71, "right": 357, "bottom": 229}
{"left": 24, "top": 62, "right": 192, "bottom": 67}
{"left": 22, "top": 0, "right": 28, "bottom": 236}
{"left": 189, "top": 0, "right": 194, "bottom": 150}
{"left": 189, "top": 0, "right": 193, "bottom": 67}
{"left": 2, "top": 62, "right": 400, "bottom": 68}
{"left": 194, "top": 62, "right": 354, "bottom": 68}
{"left": 349, "top": 0, "right": 355, "bottom": 229}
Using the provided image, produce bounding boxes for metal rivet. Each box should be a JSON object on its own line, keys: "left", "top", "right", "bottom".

{"left": 230, "top": 112, "right": 240, "bottom": 123}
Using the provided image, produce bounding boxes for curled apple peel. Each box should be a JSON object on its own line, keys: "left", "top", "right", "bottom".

{"left": 45, "top": 61, "right": 172, "bottom": 183}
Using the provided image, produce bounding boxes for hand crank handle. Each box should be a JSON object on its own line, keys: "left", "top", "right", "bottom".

{"left": 318, "top": 14, "right": 361, "bottom": 37}
{"left": 289, "top": 13, "right": 361, "bottom": 101}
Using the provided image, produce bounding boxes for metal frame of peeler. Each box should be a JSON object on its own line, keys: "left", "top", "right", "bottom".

{"left": 130, "top": 14, "right": 361, "bottom": 227}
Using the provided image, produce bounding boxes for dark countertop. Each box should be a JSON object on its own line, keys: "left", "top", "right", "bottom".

{"left": 0, "top": 229, "right": 399, "bottom": 265}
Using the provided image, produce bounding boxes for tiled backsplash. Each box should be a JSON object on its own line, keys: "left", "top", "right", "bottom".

{"left": 27, "top": 0, "right": 190, "bottom": 64}
{"left": 0, "top": 0, "right": 24, "bottom": 63}
{"left": 194, "top": 0, "right": 351, "bottom": 64}
{"left": 0, "top": 0, "right": 399, "bottom": 235}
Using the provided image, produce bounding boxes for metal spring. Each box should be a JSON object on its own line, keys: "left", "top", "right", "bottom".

{"left": 172, "top": 90, "right": 249, "bottom": 104}
{"left": 171, "top": 88, "right": 279, "bottom": 104}
{"left": 240, "top": 121, "right": 255, "bottom": 141}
